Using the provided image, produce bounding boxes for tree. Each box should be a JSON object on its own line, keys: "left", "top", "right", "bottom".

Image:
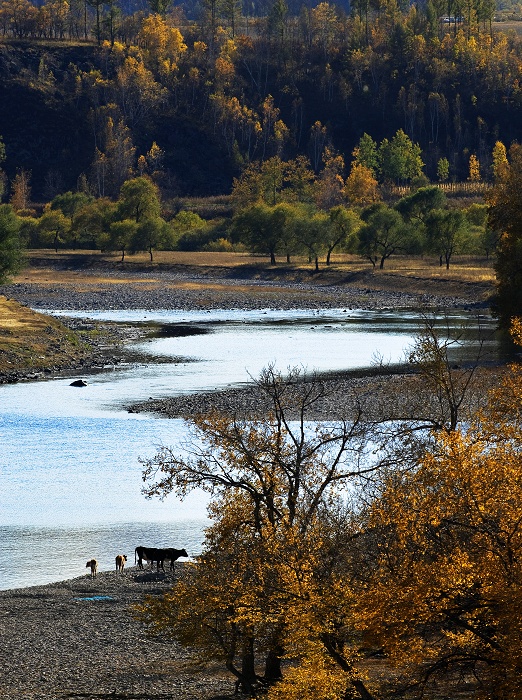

{"left": 426, "top": 208, "right": 468, "bottom": 269}
{"left": 107, "top": 219, "right": 138, "bottom": 261}
{"left": 325, "top": 207, "right": 360, "bottom": 265}
{"left": 492, "top": 140, "right": 509, "bottom": 182}
{"left": 10, "top": 169, "right": 31, "bottom": 212}
{"left": 0, "top": 204, "right": 23, "bottom": 283}
{"left": 344, "top": 163, "right": 380, "bottom": 207}
{"left": 468, "top": 153, "right": 481, "bottom": 181}
{"left": 70, "top": 198, "right": 116, "bottom": 250}
{"left": 137, "top": 366, "right": 376, "bottom": 700}
{"left": 131, "top": 217, "right": 173, "bottom": 261}
{"left": 37, "top": 209, "right": 71, "bottom": 252}
{"left": 378, "top": 130, "right": 425, "bottom": 184}
{"left": 352, "top": 134, "right": 379, "bottom": 175}
{"left": 437, "top": 156, "right": 450, "bottom": 182}
{"left": 50, "top": 191, "right": 93, "bottom": 219}
{"left": 358, "top": 203, "right": 413, "bottom": 269}
{"left": 355, "top": 346, "right": 522, "bottom": 699}
{"left": 314, "top": 147, "right": 345, "bottom": 210}
{"left": 487, "top": 144, "right": 522, "bottom": 329}
{"left": 395, "top": 185, "right": 446, "bottom": 229}
{"left": 297, "top": 209, "right": 330, "bottom": 272}
{"left": 117, "top": 177, "right": 161, "bottom": 223}
{"left": 231, "top": 202, "right": 292, "bottom": 264}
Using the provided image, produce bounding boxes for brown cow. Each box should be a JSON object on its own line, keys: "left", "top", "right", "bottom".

{"left": 86, "top": 559, "right": 98, "bottom": 578}
{"left": 115, "top": 554, "right": 127, "bottom": 573}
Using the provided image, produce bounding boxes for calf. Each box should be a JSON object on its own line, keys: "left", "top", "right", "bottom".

{"left": 115, "top": 554, "right": 127, "bottom": 573}
{"left": 86, "top": 559, "right": 98, "bottom": 578}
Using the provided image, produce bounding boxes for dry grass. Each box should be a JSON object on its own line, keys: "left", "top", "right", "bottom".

{"left": 0, "top": 296, "right": 90, "bottom": 375}
{"left": 19, "top": 250, "right": 496, "bottom": 287}
{"left": 493, "top": 20, "right": 522, "bottom": 34}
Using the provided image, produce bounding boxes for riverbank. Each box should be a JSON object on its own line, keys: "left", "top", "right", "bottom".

{"left": 0, "top": 251, "right": 494, "bottom": 385}
{"left": 0, "top": 565, "right": 233, "bottom": 700}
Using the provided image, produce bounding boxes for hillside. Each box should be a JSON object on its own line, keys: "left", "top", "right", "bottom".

{"left": 1, "top": 12, "right": 522, "bottom": 202}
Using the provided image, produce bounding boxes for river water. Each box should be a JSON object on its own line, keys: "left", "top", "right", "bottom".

{"left": 0, "top": 307, "right": 498, "bottom": 590}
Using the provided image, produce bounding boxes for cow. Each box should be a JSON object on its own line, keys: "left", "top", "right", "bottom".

{"left": 115, "top": 554, "right": 127, "bottom": 573}
{"left": 164, "top": 547, "right": 189, "bottom": 570}
{"left": 86, "top": 559, "right": 98, "bottom": 578}
{"left": 135, "top": 546, "right": 188, "bottom": 571}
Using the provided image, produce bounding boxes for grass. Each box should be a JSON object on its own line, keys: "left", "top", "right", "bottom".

{"left": 0, "top": 296, "right": 88, "bottom": 375}
{"left": 21, "top": 249, "right": 496, "bottom": 284}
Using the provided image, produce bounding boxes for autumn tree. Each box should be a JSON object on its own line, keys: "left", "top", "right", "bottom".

{"left": 468, "top": 152, "right": 481, "bottom": 181}
{"left": 344, "top": 162, "right": 380, "bottom": 207}
{"left": 492, "top": 140, "right": 509, "bottom": 182}
{"left": 314, "top": 146, "right": 346, "bottom": 210}
{"left": 354, "top": 340, "right": 522, "bottom": 698}
{"left": 137, "top": 366, "right": 377, "bottom": 700}
{"left": 10, "top": 168, "right": 31, "bottom": 212}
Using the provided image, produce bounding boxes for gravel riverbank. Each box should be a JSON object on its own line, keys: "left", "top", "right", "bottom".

{"left": 0, "top": 566, "right": 233, "bottom": 700}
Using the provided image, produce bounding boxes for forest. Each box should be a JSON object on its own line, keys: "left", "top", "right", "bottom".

{"left": 0, "top": 0, "right": 522, "bottom": 201}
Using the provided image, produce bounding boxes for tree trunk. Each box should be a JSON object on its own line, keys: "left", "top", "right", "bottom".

{"left": 263, "top": 648, "right": 282, "bottom": 684}
{"left": 314, "top": 255, "right": 319, "bottom": 272}
{"left": 270, "top": 250, "right": 276, "bottom": 265}
{"left": 236, "top": 637, "right": 257, "bottom": 696}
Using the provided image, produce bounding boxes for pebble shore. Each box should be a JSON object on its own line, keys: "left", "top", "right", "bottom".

{"left": 0, "top": 566, "right": 233, "bottom": 700}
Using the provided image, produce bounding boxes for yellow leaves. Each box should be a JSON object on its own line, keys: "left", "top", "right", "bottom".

{"left": 344, "top": 162, "right": 380, "bottom": 206}
{"left": 266, "top": 656, "right": 350, "bottom": 700}
{"left": 138, "top": 14, "right": 187, "bottom": 68}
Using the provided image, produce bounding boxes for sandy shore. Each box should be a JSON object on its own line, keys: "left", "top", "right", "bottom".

{"left": 0, "top": 565, "right": 233, "bottom": 700}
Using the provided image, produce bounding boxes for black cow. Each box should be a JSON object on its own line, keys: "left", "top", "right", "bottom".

{"left": 135, "top": 546, "right": 188, "bottom": 571}
{"left": 164, "top": 547, "right": 189, "bottom": 570}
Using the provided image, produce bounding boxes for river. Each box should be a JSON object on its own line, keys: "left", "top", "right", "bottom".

{"left": 0, "top": 307, "right": 499, "bottom": 590}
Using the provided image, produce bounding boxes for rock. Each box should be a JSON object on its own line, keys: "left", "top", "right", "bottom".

{"left": 70, "top": 379, "right": 88, "bottom": 387}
